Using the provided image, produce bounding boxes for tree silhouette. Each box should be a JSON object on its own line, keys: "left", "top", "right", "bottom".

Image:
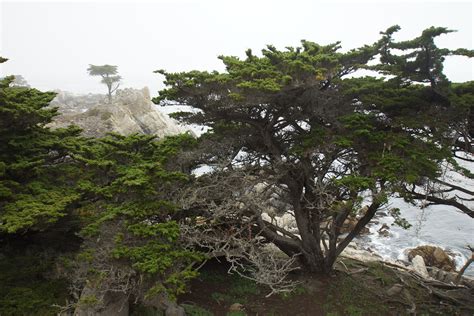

{"left": 87, "top": 64, "right": 121, "bottom": 102}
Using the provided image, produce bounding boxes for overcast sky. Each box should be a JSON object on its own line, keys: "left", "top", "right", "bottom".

{"left": 1, "top": 0, "right": 473, "bottom": 96}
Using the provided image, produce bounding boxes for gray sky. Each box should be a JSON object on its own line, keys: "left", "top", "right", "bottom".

{"left": 1, "top": 0, "right": 473, "bottom": 96}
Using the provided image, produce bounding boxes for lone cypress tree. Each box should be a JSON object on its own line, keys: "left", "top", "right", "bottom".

{"left": 87, "top": 64, "right": 122, "bottom": 102}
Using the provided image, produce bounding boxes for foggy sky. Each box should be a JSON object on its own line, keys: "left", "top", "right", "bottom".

{"left": 1, "top": 0, "right": 473, "bottom": 96}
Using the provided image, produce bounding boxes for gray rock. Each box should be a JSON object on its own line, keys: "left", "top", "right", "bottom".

{"left": 48, "top": 87, "right": 192, "bottom": 138}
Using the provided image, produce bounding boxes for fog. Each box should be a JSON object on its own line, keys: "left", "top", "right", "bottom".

{"left": 1, "top": 0, "right": 473, "bottom": 96}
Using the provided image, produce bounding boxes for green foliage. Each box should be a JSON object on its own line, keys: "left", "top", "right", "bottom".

{"left": 75, "top": 133, "right": 203, "bottom": 301}
{"left": 388, "top": 207, "right": 412, "bottom": 229}
{"left": 87, "top": 64, "right": 122, "bottom": 100}
{"left": 324, "top": 275, "right": 389, "bottom": 315}
{"left": 0, "top": 68, "right": 83, "bottom": 233}
{"left": 1, "top": 57, "right": 201, "bottom": 312}
{"left": 208, "top": 273, "right": 260, "bottom": 305}
{"left": 0, "top": 248, "right": 70, "bottom": 315}
{"left": 87, "top": 64, "right": 119, "bottom": 76}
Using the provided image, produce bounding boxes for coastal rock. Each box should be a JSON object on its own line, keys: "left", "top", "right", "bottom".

{"left": 407, "top": 245, "right": 456, "bottom": 272}
{"left": 341, "top": 245, "right": 382, "bottom": 262}
{"left": 412, "top": 255, "right": 430, "bottom": 278}
{"left": 340, "top": 217, "right": 370, "bottom": 235}
{"left": 377, "top": 223, "right": 390, "bottom": 237}
{"left": 48, "top": 87, "right": 191, "bottom": 138}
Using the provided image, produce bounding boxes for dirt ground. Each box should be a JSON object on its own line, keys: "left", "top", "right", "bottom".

{"left": 178, "top": 258, "right": 474, "bottom": 316}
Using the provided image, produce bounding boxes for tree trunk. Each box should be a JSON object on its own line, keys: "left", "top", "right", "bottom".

{"left": 107, "top": 84, "right": 112, "bottom": 103}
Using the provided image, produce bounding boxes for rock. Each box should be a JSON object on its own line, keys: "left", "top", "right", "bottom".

{"left": 407, "top": 245, "right": 456, "bottom": 272}
{"left": 48, "top": 87, "right": 191, "bottom": 138}
{"left": 341, "top": 217, "right": 356, "bottom": 233}
{"left": 361, "top": 227, "right": 370, "bottom": 235}
{"left": 377, "top": 223, "right": 390, "bottom": 237}
{"left": 427, "top": 266, "right": 474, "bottom": 287}
{"left": 386, "top": 283, "right": 404, "bottom": 296}
{"left": 341, "top": 246, "right": 382, "bottom": 262}
{"left": 229, "top": 303, "right": 244, "bottom": 312}
{"left": 427, "top": 266, "right": 457, "bottom": 284}
{"left": 143, "top": 292, "right": 185, "bottom": 316}
{"left": 412, "top": 255, "right": 430, "bottom": 278}
{"left": 339, "top": 217, "right": 370, "bottom": 235}
{"left": 74, "top": 286, "right": 129, "bottom": 316}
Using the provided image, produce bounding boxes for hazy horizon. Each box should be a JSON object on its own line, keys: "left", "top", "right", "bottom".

{"left": 1, "top": 1, "right": 473, "bottom": 97}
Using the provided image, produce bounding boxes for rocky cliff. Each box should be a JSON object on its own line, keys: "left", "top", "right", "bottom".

{"left": 48, "top": 87, "right": 190, "bottom": 138}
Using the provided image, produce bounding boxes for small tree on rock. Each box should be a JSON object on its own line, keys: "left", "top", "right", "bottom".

{"left": 87, "top": 64, "right": 121, "bottom": 102}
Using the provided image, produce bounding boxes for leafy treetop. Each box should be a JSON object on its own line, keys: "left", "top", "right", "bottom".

{"left": 87, "top": 64, "right": 122, "bottom": 102}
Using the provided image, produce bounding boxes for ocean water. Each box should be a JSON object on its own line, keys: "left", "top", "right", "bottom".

{"left": 360, "top": 198, "right": 474, "bottom": 276}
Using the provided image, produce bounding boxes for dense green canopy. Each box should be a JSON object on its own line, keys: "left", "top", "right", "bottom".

{"left": 0, "top": 58, "right": 201, "bottom": 314}
{"left": 156, "top": 26, "right": 473, "bottom": 273}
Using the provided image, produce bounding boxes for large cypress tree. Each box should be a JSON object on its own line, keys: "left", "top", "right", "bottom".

{"left": 155, "top": 26, "right": 472, "bottom": 274}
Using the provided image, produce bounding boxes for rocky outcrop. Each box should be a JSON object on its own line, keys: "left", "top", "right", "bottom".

{"left": 407, "top": 245, "right": 456, "bottom": 272}
{"left": 49, "top": 88, "right": 191, "bottom": 138}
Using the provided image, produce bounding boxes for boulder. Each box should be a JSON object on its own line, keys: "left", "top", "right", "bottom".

{"left": 412, "top": 255, "right": 430, "bottom": 279}
{"left": 407, "top": 245, "right": 456, "bottom": 272}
